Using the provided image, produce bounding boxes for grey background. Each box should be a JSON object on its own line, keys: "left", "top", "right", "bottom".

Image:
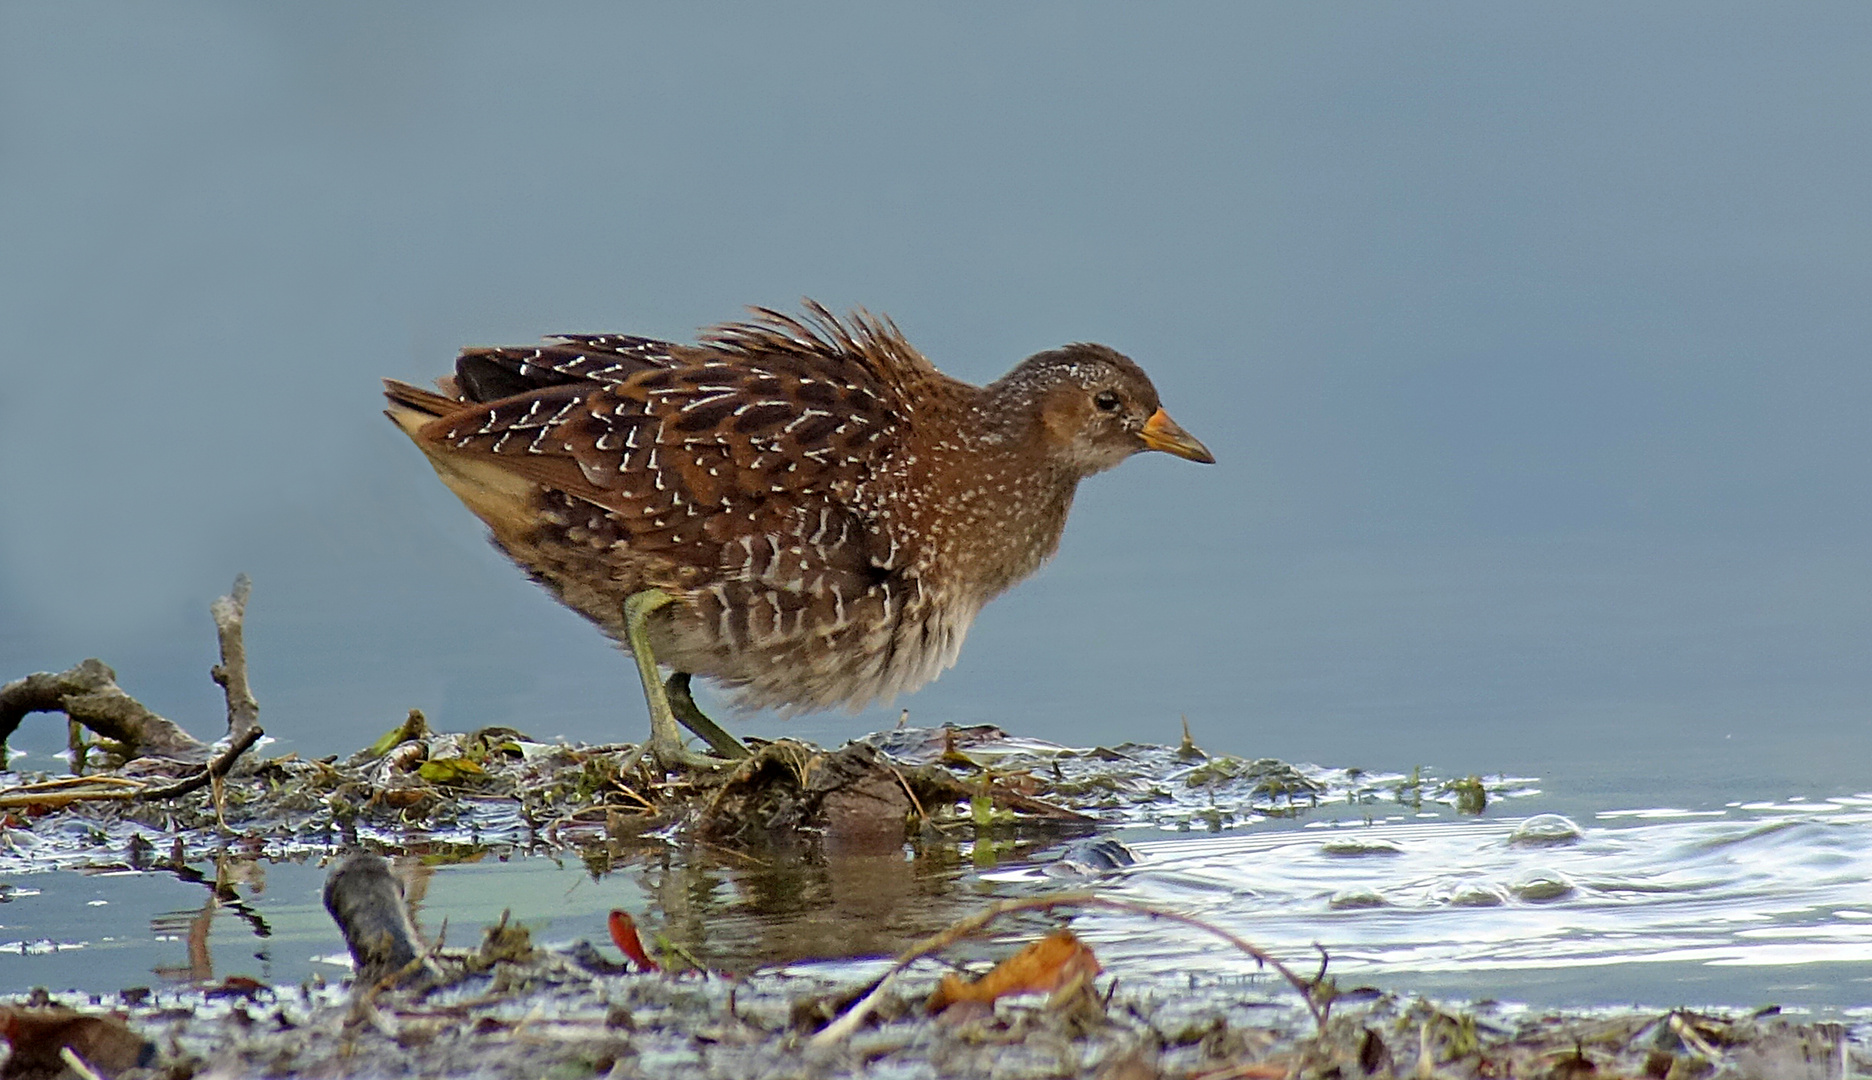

{"left": 3, "top": 4, "right": 1869, "bottom": 810}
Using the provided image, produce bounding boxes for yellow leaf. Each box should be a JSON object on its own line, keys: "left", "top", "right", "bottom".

{"left": 417, "top": 757, "right": 486, "bottom": 784}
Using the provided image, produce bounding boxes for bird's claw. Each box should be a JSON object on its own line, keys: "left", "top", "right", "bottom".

{"left": 632, "top": 734, "right": 734, "bottom": 774}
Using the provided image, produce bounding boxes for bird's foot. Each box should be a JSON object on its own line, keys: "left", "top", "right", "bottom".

{"left": 622, "top": 688, "right": 737, "bottom": 773}
{"left": 665, "top": 672, "right": 749, "bottom": 760}
{"left": 622, "top": 590, "right": 750, "bottom": 773}
{"left": 640, "top": 729, "right": 736, "bottom": 773}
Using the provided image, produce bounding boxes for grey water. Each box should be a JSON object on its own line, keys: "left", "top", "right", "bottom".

{"left": 8, "top": 792, "right": 1872, "bottom": 1016}
{"left": 4, "top": 3, "right": 1872, "bottom": 1011}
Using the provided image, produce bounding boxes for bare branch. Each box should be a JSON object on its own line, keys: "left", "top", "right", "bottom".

{"left": 0, "top": 659, "right": 209, "bottom": 765}
{"left": 210, "top": 574, "right": 260, "bottom": 743}
{"left": 136, "top": 726, "right": 265, "bottom": 801}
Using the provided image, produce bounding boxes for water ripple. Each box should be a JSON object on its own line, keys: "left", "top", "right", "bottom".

{"left": 1072, "top": 802, "right": 1872, "bottom": 998}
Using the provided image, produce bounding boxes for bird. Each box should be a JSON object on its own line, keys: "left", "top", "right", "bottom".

{"left": 383, "top": 302, "right": 1213, "bottom": 769}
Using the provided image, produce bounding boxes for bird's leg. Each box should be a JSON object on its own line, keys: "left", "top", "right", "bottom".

{"left": 623, "top": 589, "right": 733, "bottom": 771}
{"left": 664, "top": 672, "right": 750, "bottom": 759}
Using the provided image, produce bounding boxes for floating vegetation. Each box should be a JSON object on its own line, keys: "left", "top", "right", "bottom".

{"left": 865, "top": 725, "right": 1539, "bottom": 834}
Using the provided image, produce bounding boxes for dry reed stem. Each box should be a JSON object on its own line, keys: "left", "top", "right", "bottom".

{"left": 808, "top": 892, "right": 1323, "bottom": 1048}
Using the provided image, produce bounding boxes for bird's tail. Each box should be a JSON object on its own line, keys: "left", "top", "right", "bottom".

{"left": 382, "top": 379, "right": 457, "bottom": 439}
{"left": 381, "top": 378, "right": 543, "bottom": 540}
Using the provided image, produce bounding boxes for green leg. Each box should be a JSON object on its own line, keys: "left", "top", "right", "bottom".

{"left": 624, "top": 590, "right": 738, "bottom": 770}
{"left": 665, "top": 672, "right": 749, "bottom": 760}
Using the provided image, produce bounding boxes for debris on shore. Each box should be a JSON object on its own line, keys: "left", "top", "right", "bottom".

{"left": 5, "top": 900, "right": 1863, "bottom": 1079}
{"left": 5, "top": 577, "right": 1860, "bottom": 1077}
{"left": 0, "top": 579, "right": 1533, "bottom": 869}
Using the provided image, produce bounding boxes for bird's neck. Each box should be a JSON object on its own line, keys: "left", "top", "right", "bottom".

{"left": 912, "top": 396, "right": 1082, "bottom": 601}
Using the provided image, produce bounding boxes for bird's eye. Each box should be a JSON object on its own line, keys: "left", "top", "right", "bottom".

{"left": 1093, "top": 390, "right": 1122, "bottom": 412}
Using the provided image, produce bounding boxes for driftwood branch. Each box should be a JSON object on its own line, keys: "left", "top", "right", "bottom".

{"left": 0, "top": 659, "right": 209, "bottom": 765}
{"left": 210, "top": 574, "right": 260, "bottom": 743}
{"left": 0, "top": 575, "right": 263, "bottom": 772}
{"left": 324, "top": 851, "right": 443, "bottom": 988}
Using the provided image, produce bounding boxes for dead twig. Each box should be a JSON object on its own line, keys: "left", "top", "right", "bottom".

{"left": 887, "top": 762, "right": 956, "bottom": 834}
{"left": 0, "top": 775, "right": 145, "bottom": 796}
{"left": 1668, "top": 1012, "right": 1724, "bottom": 1061}
{"left": 0, "top": 783, "right": 138, "bottom": 810}
{"left": 136, "top": 727, "right": 266, "bottom": 801}
{"left": 0, "top": 730, "right": 262, "bottom": 808}
{"left": 984, "top": 782, "right": 1097, "bottom": 822}
{"left": 57, "top": 1048, "right": 108, "bottom": 1080}
{"left": 608, "top": 779, "right": 658, "bottom": 813}
{"left": 210, "top": 574, "right": 260, "bottom": 743}
{"left": 808, "top": 892, "right": 1322, "bottom": 1048}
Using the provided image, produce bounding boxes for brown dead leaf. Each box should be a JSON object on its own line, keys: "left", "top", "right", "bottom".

{"left": 926, "top": 930, "right": 1101, "bottom": 1012}
{"left": 0, "top": 1005, "right": 154, "bottom": 1079}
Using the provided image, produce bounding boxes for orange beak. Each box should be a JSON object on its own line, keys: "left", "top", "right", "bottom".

{"left": 1139, "top": 409, "right": 1215, "bottom": 464}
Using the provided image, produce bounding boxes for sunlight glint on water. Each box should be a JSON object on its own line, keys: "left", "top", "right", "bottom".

{"left": 982, "top": 803, "right": 1872, "bottom": 1006}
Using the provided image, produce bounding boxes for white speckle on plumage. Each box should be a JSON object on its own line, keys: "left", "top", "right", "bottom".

{"left": 783, "top": 409, "right": 831, "bottom": 433}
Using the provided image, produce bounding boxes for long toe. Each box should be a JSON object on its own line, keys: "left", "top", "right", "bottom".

{"left": 647, "top": 731, "right": 735, "bottom": 772}
{"left": 665, "top": 672, "right": 750, "bottom": 760}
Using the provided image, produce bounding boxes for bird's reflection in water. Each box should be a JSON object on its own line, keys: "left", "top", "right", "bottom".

{"left": 617, "top": 829, "right": 1095, "bottom": 973}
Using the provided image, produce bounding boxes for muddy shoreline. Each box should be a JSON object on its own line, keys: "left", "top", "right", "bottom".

{"left": 3, "top": 588, "right": 1866, "bottom": 1078}
{"left": 3, "top": 715, "right": 1866, "bottom": 1078}
{"left": 5, "top": 956, "right": 1862, "bottom": 1078}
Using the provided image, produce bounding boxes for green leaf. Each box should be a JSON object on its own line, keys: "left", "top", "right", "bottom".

{"left": 417, "top": 757, "right": 486, "bottom": 784}
{"left": 364, "top": 709, "right": 430, "bottom": 758}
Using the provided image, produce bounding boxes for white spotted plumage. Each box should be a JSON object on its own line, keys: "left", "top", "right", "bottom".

{"left": 387, "top": 302, "right": 1193, "bottom": 717}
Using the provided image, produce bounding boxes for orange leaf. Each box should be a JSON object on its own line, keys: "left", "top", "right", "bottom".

{"left": 927, "top": 930, "right": 1101, "bottom": 1011}
{"left": 607, "top": 909, "right": 659, "bottom": 971}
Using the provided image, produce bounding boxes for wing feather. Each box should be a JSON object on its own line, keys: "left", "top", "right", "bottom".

{"left": 451, "top": 335, "right": 690, "bottom": 401}
{"left": 410, "top": 337, "right": 906, "bottom": 617}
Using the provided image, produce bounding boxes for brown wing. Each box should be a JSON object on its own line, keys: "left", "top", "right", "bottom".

{"left": 448, "top": 334, "right": 688, "bottom": 401}
{"left": 413, "top": 332, "right": 914, "bottom": 646}
{"left": 701, "top": 301, "right": 941, "bottom": 414}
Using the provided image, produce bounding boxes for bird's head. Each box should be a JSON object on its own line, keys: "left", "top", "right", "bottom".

{"left": 995, "top": 343, "right": 1214, "bottom": 477}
